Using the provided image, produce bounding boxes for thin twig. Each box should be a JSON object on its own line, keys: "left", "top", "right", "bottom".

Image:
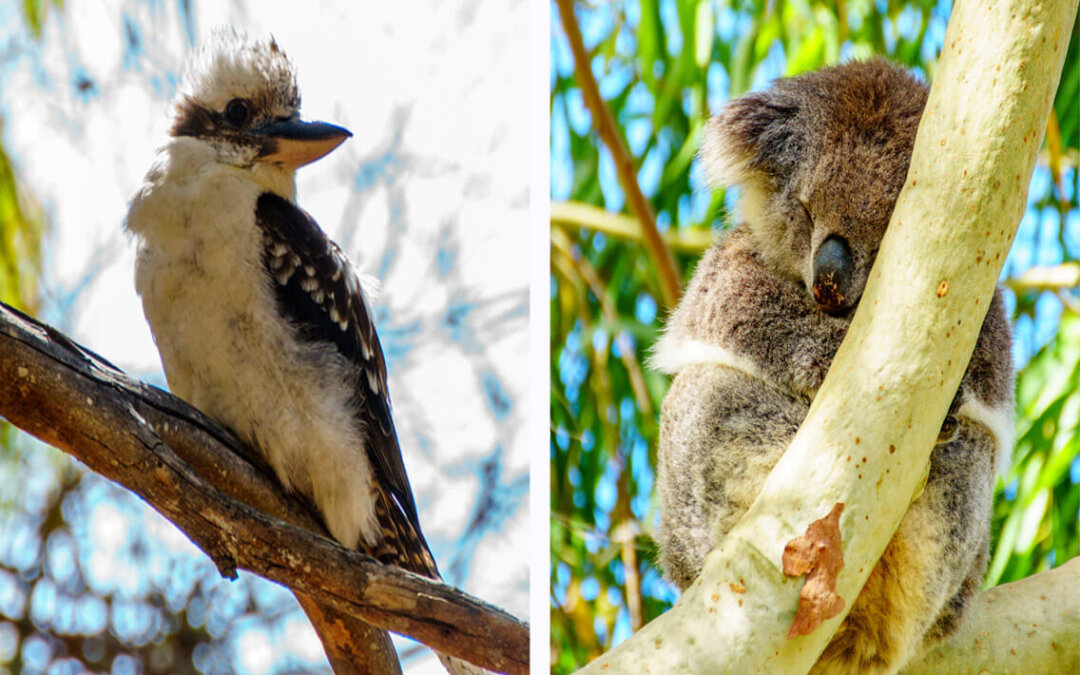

{"left": 553, "top": 0, "right": 683, "bottom": 308}
{"left": 613, "top": 480, "right": 643, "bottom": 632}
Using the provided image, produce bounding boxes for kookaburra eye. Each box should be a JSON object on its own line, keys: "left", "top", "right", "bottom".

{"left": 224, "top": 98, "right": 250, "bottom": 126}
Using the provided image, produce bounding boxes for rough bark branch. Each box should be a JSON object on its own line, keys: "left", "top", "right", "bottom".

{"left": 553, "top": 0, "right": 683, "bottom": 308}
{"left": 578, "top": 0, "right": 1078, "bottom": 672}
{"left": 296, "top": 596, "right": 402, "bottom": 675}
{"left": 0, "top": 302, "right": 528, "bottom": 675}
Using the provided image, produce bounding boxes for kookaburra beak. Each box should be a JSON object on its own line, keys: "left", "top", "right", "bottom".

{"left": 256, "top": 118, "right": 352, "bottom": 168}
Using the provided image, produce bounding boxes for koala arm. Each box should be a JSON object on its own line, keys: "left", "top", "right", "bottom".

{"left": 656, "top": 361, "right": 805, "bottom": 590}
{"left": 953, "top": 288, "right": 1015, "bottom": 472}
{"left": 653, "top": 228, "right": 848, "bottom": 401}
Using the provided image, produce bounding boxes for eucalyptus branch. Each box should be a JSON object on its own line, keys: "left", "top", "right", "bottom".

{"left": 901, "top": 558, "right": 1080, "bottom": 674}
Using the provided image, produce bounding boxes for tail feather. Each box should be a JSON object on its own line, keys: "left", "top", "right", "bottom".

{"left": 367, "top": 481, "right": 440, "bottom": 577}
{"left": 367, "top": 486, "right": 496, "bottom": 674}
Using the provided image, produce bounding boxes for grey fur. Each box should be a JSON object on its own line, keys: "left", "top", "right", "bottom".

{"left": 654, "top": 60, "right": 1013, "bottom": 674}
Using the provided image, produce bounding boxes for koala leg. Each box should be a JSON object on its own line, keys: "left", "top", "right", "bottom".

{"left": 811, "top": 419, "right": 997, "bottom": 675}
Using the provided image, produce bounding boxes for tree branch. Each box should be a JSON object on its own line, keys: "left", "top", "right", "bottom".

{"left": 578, "top": 0, "right": 1078, "bottom": 671}
{"left": 550, "top": 200, "right": 714, "bottom": 254}
{"left": 1004, "top": 262, "right": 1080, "bottom": 293}
{"left": 0, "top": 302, "right": 528, "bottom": 675}
{"left": 553, "top": 0, "right": 683, "bottom": 308}
{"left": 901, "top": 558, "right": 1080, "bottom": 674}
{"left": 295, "top": 596, "right": 402, "bottom": 675}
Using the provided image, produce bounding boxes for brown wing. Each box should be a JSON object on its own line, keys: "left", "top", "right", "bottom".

{"left": 370, "top": 480, "right": 440, "bottom": 577}
{"left": 255, "top": 192, "right": 436, "bottom": 574}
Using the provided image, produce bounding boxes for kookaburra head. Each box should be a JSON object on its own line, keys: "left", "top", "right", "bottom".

{"left": 169, "top": 30, "right": 350, "bottom": 177}
{"left": 128, "top": 30, "right": 489, "bottom": 675}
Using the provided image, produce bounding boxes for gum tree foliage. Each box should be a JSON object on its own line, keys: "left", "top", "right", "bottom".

{"left": 549, "top": 0, "right": 1080, "bottom": 671}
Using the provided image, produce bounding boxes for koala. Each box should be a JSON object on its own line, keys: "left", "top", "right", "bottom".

{"left": 652, "top": 60, "right": 1014, "bottom": 674}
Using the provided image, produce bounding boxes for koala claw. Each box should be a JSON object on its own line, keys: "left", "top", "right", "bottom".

{"left": 937, "top": 415, "right": 958, "bottom": 444}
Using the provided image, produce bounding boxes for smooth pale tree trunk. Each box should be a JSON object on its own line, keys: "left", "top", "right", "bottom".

{"left": 577, "top": 0, "right": 1078, "bottom": 672}
{"left": 901, "top": 557, "right": 1080, "bottom": 674}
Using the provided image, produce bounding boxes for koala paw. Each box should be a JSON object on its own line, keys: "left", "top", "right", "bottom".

{"left": 936, "top": 385, "right": 967, "bottom": 444}
{"left": 792, "top": 358, "right": 829, "bottom": 400}
{"left": 937, "top": 415, "right": 959, "bottom": 444}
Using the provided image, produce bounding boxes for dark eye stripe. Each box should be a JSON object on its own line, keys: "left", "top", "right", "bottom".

{"left": 169, "top": 98, "right": 215, "bottom": 137}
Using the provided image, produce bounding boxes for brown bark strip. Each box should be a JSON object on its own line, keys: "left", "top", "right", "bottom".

{"left": 296, "top": 596, "right": 403, "bottom": 675}
{"left": 0, "top": 302, "right": 528, "bottom": 675}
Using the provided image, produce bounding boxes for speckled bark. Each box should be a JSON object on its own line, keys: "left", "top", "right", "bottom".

{"left": 901, "top": 558, "right": 1079, "bottom": 674}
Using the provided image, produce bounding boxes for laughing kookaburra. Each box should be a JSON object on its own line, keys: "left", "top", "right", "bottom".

{"left": 126, "top": 31, "right": 484, "bottom": 674}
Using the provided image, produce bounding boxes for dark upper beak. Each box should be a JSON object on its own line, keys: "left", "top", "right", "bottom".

{"left": 255, "top": 118, "right": 352, "bottom": 168}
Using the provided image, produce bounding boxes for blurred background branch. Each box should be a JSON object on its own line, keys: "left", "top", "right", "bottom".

{"left": 551, "top": 201, "right": 713, "bottom": 253}
{"left": 554, "top": 0, "right": 683, "bottom": 308}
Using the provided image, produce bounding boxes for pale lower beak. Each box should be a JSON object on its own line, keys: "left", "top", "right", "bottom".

{"left": 256, "top": 119, "right": 352, "bottom": 168}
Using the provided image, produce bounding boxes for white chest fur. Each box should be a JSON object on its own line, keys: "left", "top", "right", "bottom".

{"left": 126, "top": 139, "right": 378, "bottom": 550}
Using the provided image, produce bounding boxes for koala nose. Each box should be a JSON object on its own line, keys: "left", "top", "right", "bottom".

{"left": 812, "top": 236, "right": 856, "bottom": 314}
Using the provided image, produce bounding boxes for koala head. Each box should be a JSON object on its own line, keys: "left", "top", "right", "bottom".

{"left": 701, "top": 59, "right": 927, "bottom": 315}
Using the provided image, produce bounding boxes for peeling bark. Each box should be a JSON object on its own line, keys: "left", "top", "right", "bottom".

{"left": 783, "top": 503, "right": 846, "bottom": 638}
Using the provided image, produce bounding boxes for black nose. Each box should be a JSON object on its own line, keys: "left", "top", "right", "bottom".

{"left": 812, "top": 236, "right": 856, "bottom": 314}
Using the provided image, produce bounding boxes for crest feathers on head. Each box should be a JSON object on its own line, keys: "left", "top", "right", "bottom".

{"left": 175, "top": 28, "right": 298, "bottom": 113}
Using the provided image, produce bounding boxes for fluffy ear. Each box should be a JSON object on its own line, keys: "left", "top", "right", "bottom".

{"left": 700, "top": 91, "right": 801, "bottom": 189}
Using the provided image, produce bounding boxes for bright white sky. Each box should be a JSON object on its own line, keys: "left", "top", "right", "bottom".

{"left": 1, "top": 1, "right": 529, "bottom": 672}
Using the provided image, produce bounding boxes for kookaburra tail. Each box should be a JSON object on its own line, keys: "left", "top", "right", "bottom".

{"left": 126, "top": 29, "right": 485, "bottom": 675}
